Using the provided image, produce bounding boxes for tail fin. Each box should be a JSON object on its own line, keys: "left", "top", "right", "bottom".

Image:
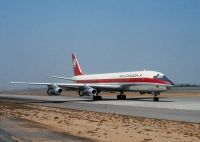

{"left": 72, "top": 53, "right": 84, "bottom": 76}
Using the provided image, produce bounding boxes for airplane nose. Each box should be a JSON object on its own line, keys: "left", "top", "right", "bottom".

{"left": 164, "top": 77, "right": 174, "bottom": 88}
{"left": 164, "top": 76, "right": 174, "bottom": 86}
{"left": 167, "top": 80, "right": 174, "bottom": 90}
{"left": 169, "top": 80, "right": 174, "bottom": 86}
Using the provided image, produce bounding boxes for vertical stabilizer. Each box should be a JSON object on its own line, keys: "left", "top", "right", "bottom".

{"left": 72, "top": 53, "right": 84, "bottom": 76}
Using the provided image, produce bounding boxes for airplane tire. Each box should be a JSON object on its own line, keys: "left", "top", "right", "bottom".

{"left": 93, "top": 96, "right": 102, "bottom": 101}
{"left": 117, "top": 95, "right": 126, "bottom": 100}
{"left": 98, "top": 96, "right": 102, "bottom": 100}
{"left": 153, "top": 97, "right": 159, "bottom": 101}
{"left": 117, "top": 95, "right": 121, "bottom": 100}
{"left": 122, "top": 95, "right": 126, "bottom": 99}
{"left": 47, "top": 90, "right": 52, "bottom": 96}
{"left": 93, "top": 96, "right": 97, "bottom": 100}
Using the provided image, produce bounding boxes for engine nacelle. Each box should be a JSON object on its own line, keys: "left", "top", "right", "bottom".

{"left": 79, "top": 88, "right": 97, "bottom": 96}
{"left": 47, "top": 85, "right": 62, "bottom": 96}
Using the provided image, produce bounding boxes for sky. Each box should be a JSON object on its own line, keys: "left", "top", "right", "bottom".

{"left": 0, "top": 0, "right": 200, "bottom": 90}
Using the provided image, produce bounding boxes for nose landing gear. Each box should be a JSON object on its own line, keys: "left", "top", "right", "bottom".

{"left": 153, "top": 96, "right": 159, "bottom": 101}
{"left": 153, "top": 92, "right": 160, "bottom": 101}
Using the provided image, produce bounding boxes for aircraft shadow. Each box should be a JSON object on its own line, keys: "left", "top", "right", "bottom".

{"left": 96, "top": 97, "right": 174, "bottom": 102}
{"left": 14, "top": 99, "right": 92, "bottom": 104}
{"left": 1, "top": 96, "right": 174, "bottom": 104}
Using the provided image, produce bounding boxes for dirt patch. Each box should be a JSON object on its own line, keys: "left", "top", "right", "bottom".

{"left": 1, "top": 101, "right": 200, "bottom": 142}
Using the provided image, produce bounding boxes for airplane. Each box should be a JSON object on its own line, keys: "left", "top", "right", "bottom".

{"left": 11, "top": 53, "right": 174, "bottom": 101}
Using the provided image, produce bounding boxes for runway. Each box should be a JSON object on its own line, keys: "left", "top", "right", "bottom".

{"left": 0, "top": 94, "right": 200, "bottom": 123}
{"left": 0, "top": 116, "right": 92, "bottom": 142}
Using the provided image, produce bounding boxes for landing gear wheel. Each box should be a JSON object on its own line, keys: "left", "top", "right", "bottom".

{"left": 98, "top": 96, "right": 102, "bottom": 100}
{"left": 47, "top": 90, "right": 52, "bottom": 96}
{"left": 152, "top": 92, "right": 160, "bottom": 102}
{"left": 122, "top": 95, "right": 126, "bottom": 99}
{"left": 93, "top": 96, "right": 97, "bottom": 100}
{"left": 93, "top": 95, "right": 102, "bottom": 101}
{"left": 78, "top": 90, "right": 84, "bottom": 96}
{"left": 117, "top": 95, "right": 126, "bottom": 100}
{"left": 153, "top": 97, "right": 159, "bottom": 101}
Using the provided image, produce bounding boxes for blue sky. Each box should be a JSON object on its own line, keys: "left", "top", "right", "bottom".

{"left": 0, "top": 0, "right": 200, "bottom": 90}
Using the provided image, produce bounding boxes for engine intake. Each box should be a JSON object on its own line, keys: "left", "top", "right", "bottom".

{"left": 79, "top": 87, "right": 97, "bottom": 96}
{"left": 47, "top": 84, "right": 62, "bottom": 96}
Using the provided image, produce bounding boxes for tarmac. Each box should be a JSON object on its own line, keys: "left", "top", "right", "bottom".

{"left": 0, "top": 115, "right": 92, "bottom": 142}
{"left": 0, "top": 94, "right": 200, "bottom": 123}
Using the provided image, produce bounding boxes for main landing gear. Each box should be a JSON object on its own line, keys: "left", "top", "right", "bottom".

{"left": 153, "top": 92, "right": 160, "bottom": 101}
{"left": 93, "top": 95, "right": 102, "bottom": 100}
{"left": 93, "top": 92, "right": 102, "bottom": 101}
{"left": 117, "top": 91, "right": 126, "bottom": 100}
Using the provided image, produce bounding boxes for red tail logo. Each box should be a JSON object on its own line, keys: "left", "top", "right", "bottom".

{"left": 72, "top": 53, "right": 83, "bottom": 76}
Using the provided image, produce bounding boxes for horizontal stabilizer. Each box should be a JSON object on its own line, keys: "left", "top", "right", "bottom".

{"left": 10, "top": 82, "right": 51, "bottom": 85}
{"left": 51, "top": 76, "right": 75, "bottom": 81}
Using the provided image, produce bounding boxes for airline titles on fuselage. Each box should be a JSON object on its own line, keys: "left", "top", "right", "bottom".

{"left": 119, "top": 73, "right": 142, "bottom": 78}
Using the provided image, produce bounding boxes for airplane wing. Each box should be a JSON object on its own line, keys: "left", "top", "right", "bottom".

{"left": 59, "top": 83, "right": 121, "bottom": 91}
{"left": 10, "top": 82, "right": 121, "bottom": 92}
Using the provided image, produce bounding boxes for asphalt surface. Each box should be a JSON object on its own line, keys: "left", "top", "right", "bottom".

{"left": 0, "top": 116, "right": 92, "bottom": 142}
{"left": 0, "top": 94, "right": 200, "bottom": 123}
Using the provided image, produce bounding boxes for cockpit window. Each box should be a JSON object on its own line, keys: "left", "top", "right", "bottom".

{"left": 154, "top": 74, "right": 174, "bottom": 85}
{"left": 155, "top": 74, "right": 164, "bottom": 79}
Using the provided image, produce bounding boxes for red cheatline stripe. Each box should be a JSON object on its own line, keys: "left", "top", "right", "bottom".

{"left": 76, "top": 78, "right": 168, "bottom": 84}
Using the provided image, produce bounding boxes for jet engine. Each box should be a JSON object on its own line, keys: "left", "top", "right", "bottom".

{"left": 79, "top": 87, "right": 97, "bottom": 96}
{"left": 47, "top": 84, "right": 62, "bottom": 96}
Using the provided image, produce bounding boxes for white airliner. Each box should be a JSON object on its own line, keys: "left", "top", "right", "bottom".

{"left": 11, "top": 53, "right": 174, "bottom": 101}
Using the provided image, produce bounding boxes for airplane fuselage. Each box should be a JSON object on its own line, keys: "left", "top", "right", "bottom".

{"left": 73, "top": 70, "right": 173, "bottom": 93}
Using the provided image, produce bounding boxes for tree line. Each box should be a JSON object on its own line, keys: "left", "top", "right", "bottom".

{"left": 175, "top": 83, "right": 200, "bottom": 87}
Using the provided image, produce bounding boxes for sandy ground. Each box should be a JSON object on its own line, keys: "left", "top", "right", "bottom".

{"left": 0, "top": 101, "right": 200, "bottom": 142}
{"left": 0, "top": 115, "right": 91, "bottom": 142}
